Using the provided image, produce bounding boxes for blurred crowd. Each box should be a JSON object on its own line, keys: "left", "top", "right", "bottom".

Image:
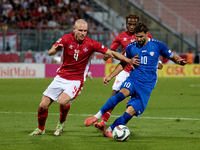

{"left": 0, "top": 0, "right": 93, "bottom": 30}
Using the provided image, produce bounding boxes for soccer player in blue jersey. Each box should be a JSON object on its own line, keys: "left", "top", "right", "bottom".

{"left": 84, "top": 22, "right": 187, "bottom": 137}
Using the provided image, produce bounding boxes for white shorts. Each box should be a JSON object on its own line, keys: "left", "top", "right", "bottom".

{"left": 43, "top": 75, "right": 82, "bottom": 103}
{"left": 112, "top": 70, "right": 130, "bottom": 91}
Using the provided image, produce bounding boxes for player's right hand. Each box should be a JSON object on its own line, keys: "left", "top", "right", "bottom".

{"left": 103, "top": 54, "right": 111, "bottom": 61}
{"left": 103, "top": 76, "right": 111, "bottom": 86}
{"left": 55, "top": 44, "right": 63, "bottom": 52}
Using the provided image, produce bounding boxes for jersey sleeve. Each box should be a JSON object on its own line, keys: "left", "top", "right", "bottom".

{"left": 124, "top": 43, "right": 132, "bottom": 59}
{"left": 110, "top": 35, "right": 120, "bottom": 50}
{"left": 159, "top": 42, "right": 174, "bottom": 58}
{"left": 54, "top": 35, "right": 67, "bottom": 47}
{"left": 92, "top": 39, "right": 108, "bottom": 54}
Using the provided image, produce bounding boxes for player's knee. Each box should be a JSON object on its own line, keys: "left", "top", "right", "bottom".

{"left": 121, "top": 112, "right": 133, "bottom": 124}
{"left": 40, "top": 96, "right": 51, "bottom": 109}
{"left": 58, "top": 98, "right": 70, "bottom": 106}
{"left": 115, "top": 92, "right": 126, "bottom": 102}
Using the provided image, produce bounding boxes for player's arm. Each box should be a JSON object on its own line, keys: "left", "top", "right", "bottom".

{"left": 169, "top": 54, "right": 188, "bottom": 66}
{"left": 103, "top": 62, "right": 126, "bottom": 86}
{"left": 48, "top": 44, "right": 63, "bottom": 56}
{"left": 105, "top": 49, "right": 133, "bottom": 68}
{"left": 158, "top": 60, "right": 163, "bottom": 70}
{"left": 103, "top": 48, "right": 114, "bottom": 61}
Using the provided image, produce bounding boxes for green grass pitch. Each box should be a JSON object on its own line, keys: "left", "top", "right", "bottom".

{"left": 0, "top": 77, "right": 200, "bottom": 150}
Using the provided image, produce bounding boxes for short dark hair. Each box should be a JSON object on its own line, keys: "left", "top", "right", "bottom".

{"left": 134, "top": 22, "right": 148, "bottom": 33}
{"left": 126, "top": 14, "right": 140, "bottom": 23}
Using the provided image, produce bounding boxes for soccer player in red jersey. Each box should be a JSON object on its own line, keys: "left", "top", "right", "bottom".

{"left": 29, "top": 19, "right": 135, "bottom": 136}
{"left": 93, "top": 14, "right": 163, "bottom": 131}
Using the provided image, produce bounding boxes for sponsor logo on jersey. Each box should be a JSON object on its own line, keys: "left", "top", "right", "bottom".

{"left": 69, "top": 45, "right": 73, "bottom": 49}
{"left": 123, "top": 38, "right": 127, "bottom": 41}
{"left": 150, "top": 52, "right": 154, "bottom": 56}
{"left": 142, "top": 50, "right": 147, "bottom": 53}
{"left": 83, "top": 47, "right": 88, "bottom": 52}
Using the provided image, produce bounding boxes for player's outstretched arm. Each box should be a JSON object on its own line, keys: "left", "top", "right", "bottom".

{"left": 48, "top": 44, "right": 63, "bottom": 56}
{"left": 105, "top": 49, "right": 133, "bottom": 68}
{"left": 103, "top": 63, "right": 125, "bottom": 86}
{"left": 170, "top": 54, "right": 188, "bottom": 66}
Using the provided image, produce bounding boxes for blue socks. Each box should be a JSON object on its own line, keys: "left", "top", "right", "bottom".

{"left": 100, "top": 92, "right": 125, "bottom": 114}
{"left": 110, "top": 112, "right": 133, "bottom": 130}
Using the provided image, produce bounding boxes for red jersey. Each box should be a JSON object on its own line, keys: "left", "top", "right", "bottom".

{"left": 55, "top": 33, "right": 108, "bottom": 81}
{"left": 110, "top": 31, "right": 153, "bottom": 72}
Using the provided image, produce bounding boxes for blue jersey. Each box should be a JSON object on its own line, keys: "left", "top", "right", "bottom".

{"left": 125, "top": 38, "right": 173, "bottom": 89}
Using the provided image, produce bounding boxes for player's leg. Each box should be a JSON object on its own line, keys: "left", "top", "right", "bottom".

{"left": 84, "top": 88, "right": 130, "bottom": 126}
{"left": 29, "top": 95, "right": 53, "bottom": 135}
{"left": 103, "top": 84, "right": 152, "bottom": 138}
{"left": 103, "top": 106, "right": 136, "bottom": 137}
{"left": 94, "top": 90, "right": 116, "bottom": 131}
{"left": 94, "top": 71, "right": 129, "bottom": 131}
{"left": 54, "top": 92, "right": 71, "bottom": 136}
{"left": 54, "top": 79, "right": 81, "bottom": 136}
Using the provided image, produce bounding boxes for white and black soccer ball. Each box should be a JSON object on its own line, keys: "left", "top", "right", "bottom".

{"left": 112, "top": 125, "right": 130, "bottom": 142}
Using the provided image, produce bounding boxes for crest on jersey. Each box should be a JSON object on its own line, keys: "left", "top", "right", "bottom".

{"left": 130, "top": 39, "right": 135, "bottom": 42}
{"left": 69, "top": 45, "right": 73, "bottom": 49}
{"left": 83, "top": 47, "right": 88, "bottom": 52}
{"left": 74, "top": 49, "right": 79, "bottom": 53}
{"left": 123, "top": 38, "right": 127, "bottom": 41}
{"left": 150, "top": 52, "right": 154, "bottom": 56}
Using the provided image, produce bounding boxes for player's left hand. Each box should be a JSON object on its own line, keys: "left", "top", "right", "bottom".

{"left": 158, "top": 63, "right": 163, "bottom": 70}
{"left": 177, "top": 59, "right": 188, "bottom": 66}
{"left": 132, "top": 56, "right": 140, "bottom": 66}
{"left": 103, "top": 76, "right": 111, "bottom": 86}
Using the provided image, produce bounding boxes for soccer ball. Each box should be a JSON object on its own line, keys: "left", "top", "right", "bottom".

{"left": 112, "top": 125, "right": 130, "bottom": 142}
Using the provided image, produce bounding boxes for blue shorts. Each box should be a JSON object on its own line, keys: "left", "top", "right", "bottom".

{"left": 120, "top": 77, "right": 152, "bottom": 117}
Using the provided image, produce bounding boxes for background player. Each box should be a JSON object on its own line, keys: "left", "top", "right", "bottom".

{"left": 94, "top": 14, "right": 162, "bottom": 131}
{"left": 84, "top": 22, "right": 187, "bottom": 137}
{"left": 29, "top": 19, "right": 135, "bottom": 136}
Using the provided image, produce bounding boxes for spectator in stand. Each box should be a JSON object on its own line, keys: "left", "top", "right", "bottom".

{"left": 96, "top": 24, "right": 104, "bottom": 32}
{"left": 48, "top": 16, "right": 58, "bottom": 29}
{"left": 38, "top": 2, "right": 47, "bottom": 13}
{"left": 6, "top": 42, "right": 11, "bottom": 51}
{"left": 119, "top": 23, "right": 126, "bottom": 33}
{"left": 38, "top": 18, "right": 48, "bottom": 30}
{"left": 3, "top": 1, "right": 13, "bottom": 17}
{"left": 0, "top": 1, "right": 3, "bottom": 14}
{"left": 3, "top": 0, "right": 94, "bottom": 30}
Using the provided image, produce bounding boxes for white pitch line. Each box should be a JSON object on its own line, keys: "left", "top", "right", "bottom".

{"left": 1, "top": 111, "right": 200, "bottom": 121}
{"left": 190, "top": 84, "right": 200, "bottom": 87}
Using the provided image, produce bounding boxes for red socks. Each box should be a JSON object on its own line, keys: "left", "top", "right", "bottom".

{"left": 38, "top": 107, "right": 48, "bottom": 130}
{"left": 102, "top": 110, "right": 112, "bottom": 122}
{"left": 37, "top": 104, "right": 70, "bottom": 130}
{"left": 59, "top": 103, "right": 70, "bottom": 123}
